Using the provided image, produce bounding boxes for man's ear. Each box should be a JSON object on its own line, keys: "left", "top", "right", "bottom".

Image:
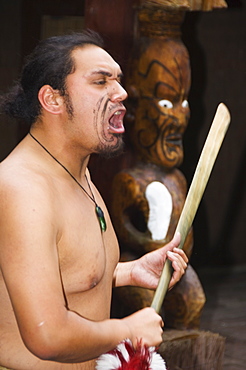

{"left": 38, "top": 85, "right": 64, "bottom": 114}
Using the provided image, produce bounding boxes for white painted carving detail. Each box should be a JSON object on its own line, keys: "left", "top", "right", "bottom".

{"left": 145, "top": 181, "right": 173, "bottom": 241}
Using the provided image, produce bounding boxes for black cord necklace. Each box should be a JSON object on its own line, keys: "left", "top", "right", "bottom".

{"left": 29, "top": 132, "right": 107, "bottom": 232}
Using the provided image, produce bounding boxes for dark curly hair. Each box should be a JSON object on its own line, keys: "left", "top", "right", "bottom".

{"left": 0, "top": 30, "right": 104, "bottom": 125}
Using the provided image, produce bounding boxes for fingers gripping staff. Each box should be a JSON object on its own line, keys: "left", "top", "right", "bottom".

{"left": 96, "top": 103, "right": 231, "bottom": 370}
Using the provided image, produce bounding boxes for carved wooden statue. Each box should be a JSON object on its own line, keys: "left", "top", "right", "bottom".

{"left": 111, "top": 4, "right": 206, "bottom": 329}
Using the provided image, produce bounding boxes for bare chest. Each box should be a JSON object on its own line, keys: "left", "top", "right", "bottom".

{"left": 56, "top": 193, "right": 119, "bottom": 303}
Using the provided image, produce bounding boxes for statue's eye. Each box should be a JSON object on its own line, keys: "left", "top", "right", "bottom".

{"left": 182, "top": 100, "right": 189, "bottom": 108}
{"left": 158, "top": 99, "right": 173, "bottom": 109}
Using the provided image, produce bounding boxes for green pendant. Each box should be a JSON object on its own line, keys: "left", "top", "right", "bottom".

{"left": 96, "top": 205, "right": 107, "bottom": 232}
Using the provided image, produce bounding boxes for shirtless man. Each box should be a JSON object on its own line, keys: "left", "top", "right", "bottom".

{"left": 0, "top": 32, "right": 188, "bottom": 370}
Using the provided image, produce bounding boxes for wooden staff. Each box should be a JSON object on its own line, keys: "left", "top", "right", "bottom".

{"left": 151, "top": 103, "right": 231, "bottom": 313}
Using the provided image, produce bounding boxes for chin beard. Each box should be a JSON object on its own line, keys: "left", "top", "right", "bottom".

{"left": 97, "top": 134, "right": 125, "bottom": 159}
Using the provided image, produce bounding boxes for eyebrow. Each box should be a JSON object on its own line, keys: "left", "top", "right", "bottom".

{"left": 90, "top": 70, "right": 124, "bottom": 79}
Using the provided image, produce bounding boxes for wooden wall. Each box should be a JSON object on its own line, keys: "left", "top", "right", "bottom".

{"left": 181, "top": 7, "right": 246, "bottom": 267}
{"left": 0, "top": 0, "right": 21, "bottom": 158}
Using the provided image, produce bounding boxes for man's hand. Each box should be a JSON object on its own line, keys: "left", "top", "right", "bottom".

{"left": 121, "top": 307, "right": 164, "bottom": 348}
{"left": 130, "top": 233, "right": 188, "bottom": 290}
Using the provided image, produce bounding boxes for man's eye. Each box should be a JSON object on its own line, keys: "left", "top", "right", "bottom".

{"left": 95, "top": 80, "right": 106, "bottom": 85}
{"left": 158, "top": 99, "right": 173, "bottom": 109}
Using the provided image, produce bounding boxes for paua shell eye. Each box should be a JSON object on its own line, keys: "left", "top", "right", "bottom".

{"left": 182, "top": 100, "right": 189, "bottom": 108}
{"left": 158, "top": 99, "right": 173, "bottom": 109}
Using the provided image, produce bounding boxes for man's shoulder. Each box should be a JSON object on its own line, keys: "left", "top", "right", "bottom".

{"left": 0, "top": 153, "right": 53, "bottom": 202}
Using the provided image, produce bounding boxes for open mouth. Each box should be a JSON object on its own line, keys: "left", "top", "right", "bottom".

{"left": 165, "top": 133, "right": 182, "bottom": 145}
{"left": 108, "top": 109, "right": 126, "bottom": 134}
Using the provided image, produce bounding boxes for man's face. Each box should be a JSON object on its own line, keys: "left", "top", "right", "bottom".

{"left": 64, "top": 45, "right": 128, "bottom": 157}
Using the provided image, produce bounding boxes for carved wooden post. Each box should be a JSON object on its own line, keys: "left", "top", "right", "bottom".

{"left": 111, "top": 1, "right": 206, "bottom": 329}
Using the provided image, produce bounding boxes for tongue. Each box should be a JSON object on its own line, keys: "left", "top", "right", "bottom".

{"left": 109, "top": 114, "right": 124, "bottom": 133}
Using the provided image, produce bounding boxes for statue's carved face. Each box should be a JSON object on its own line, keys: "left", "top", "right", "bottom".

{"left": 128, "top": 39, "right": 191, "bottom": 168}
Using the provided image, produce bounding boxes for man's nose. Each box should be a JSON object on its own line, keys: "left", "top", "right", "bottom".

{"left": 110, "top": 83, "right": 128, "bottom": 102}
